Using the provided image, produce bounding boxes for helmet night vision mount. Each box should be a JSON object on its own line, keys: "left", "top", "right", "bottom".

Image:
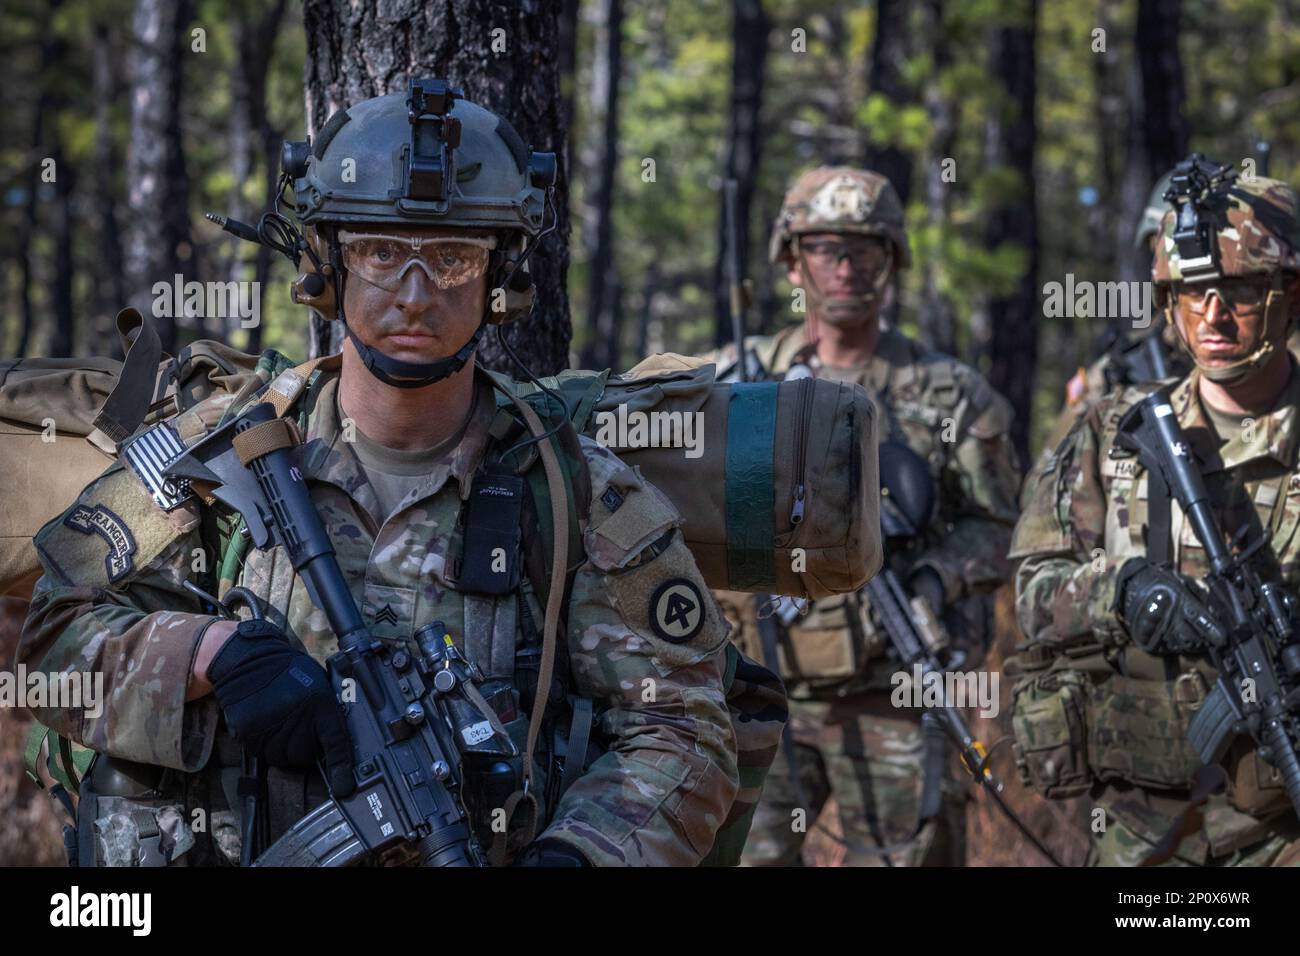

{"left": 1162, "top": 153, "right": 1238, "bottom": 284}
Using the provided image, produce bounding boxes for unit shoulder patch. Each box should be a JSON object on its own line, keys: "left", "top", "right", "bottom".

{"left": 649, "top": 577, "right": 705, "bottom": 644}
{"left": 62, "top": 503, "right": 137, "bottom": 582}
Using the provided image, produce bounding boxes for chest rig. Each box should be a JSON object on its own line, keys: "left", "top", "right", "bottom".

{"left": 199, "top": 365, "right": 598, "bottom": 863}
{"left": 1099, "top": 399, "right": 1300, "bottom": 583}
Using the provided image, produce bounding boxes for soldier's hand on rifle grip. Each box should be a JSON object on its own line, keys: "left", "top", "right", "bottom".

{"left": 208, "top": 619, "right": 356, "bottom": 796}
{"left": 1118, "top": 558, "right": 1223, "bottom": 655}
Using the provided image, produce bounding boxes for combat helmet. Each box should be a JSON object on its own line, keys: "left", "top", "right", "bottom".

{"left": 278, "top": 78, "right": 557, "bottom": 388}
{"left": 768, "top": 166, "right": 910, "bottom": 268}
{"left": 1152, "top": 153, "right": 1300, "bottom": 384}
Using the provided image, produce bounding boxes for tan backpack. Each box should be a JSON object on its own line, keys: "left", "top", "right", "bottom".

{"left": 0, "top": 309, "right": 293, "bottom": 597}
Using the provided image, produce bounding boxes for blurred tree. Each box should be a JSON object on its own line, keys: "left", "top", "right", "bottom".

{"left": 50, "top": 126, "right": 75, "bottom": 358}
{"left": 92, "top": 21, "right": 128, "bottom": 357}
{"left": 979, "top": 2, "right": 1038, "bottom": 463}
{"left": 559, "top": 0, "right": 580, "bottom": 144}
{"left": 16, "top": 1, "right": 60, "bottom": 357}
{"left": 917, "top": 0, "right": 957, "bottom": 355}
{"left": 227, "top": 0, "right": 289, "bottom": 353}
{"left": 124, "top": 0, "right": 193, "bottom": 355}
{"left": 301, "top": 0, "right": 572, "bottom": 375}
{"left": 1137, "top": 0, "right": 1189, "bottom": 183}
{"left": 580, "top": 0, "right": 624, "bottom": 372}
{"left": 863, "top": 0, "right": 915, "bottom": 205}
{"left": 712, "top": 0, "right": 769, "bottom": 350}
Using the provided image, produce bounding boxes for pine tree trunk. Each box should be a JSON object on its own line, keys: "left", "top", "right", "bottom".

{"left": 980, "top": 4, "right": 1038, "bottom": 464}
{"left": 863, "top": 0, "right": 914, "bottom": 205}
{"left": 712, "top": 0, "right": 769, "bottom": 349}
{"left": 919, "top": 0, "right": 956, "bottom": 355}
{"left": 124, "top": 0, "right": 193, "bottom": 356}
{"left": 1136, "top": 0, "right": 1189, "bottom": 182}
{"left": 50, "top": 137, "right": 75, "bottom": 358}
{"left": 93, "top": 22, "right": 128, "bottom": 358}
{"left": 228, "top": 0, "right": 289, "bottom": 351}
{"left": 301, "top": 0, "right": 572, "bottom": 376}
{"left": 580, "top": 0, "right": 624, "bottom": 372}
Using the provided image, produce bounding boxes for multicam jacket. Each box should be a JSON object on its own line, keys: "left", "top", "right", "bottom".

{"left": 708, "top": 322, "right": 1020, "bottom": 694}
{"left": 19, "top": 358, "right": 741, "bottom": 866}
{"left": 1012, "top": 364, "right": 1300, "bottom": 859}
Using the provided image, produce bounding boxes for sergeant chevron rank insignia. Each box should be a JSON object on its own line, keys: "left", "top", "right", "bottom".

{"left": 63, "top": 504, "right": 137, "bottom": 582}
{"left": 650, "top": 578, "right": 705, "bottom": 643}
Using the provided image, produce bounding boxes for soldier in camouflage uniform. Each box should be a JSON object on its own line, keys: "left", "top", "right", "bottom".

{"left": 706, "top": 167, "right": 1022, "bottom": 866}
{"left": 1011, "top": 162, "right": 1300, "bottom": 866}
{"left": 18, "top": 83, "right": 745, "bottom": 867}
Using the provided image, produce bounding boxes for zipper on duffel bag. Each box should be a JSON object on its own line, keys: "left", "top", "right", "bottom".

{"left": 789, "top": 377, "right": 814, "bottom": 524}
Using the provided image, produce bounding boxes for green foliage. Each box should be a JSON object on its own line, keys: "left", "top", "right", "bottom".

{"left": 5, "top": 0, "right": 1300, "bottom": 460}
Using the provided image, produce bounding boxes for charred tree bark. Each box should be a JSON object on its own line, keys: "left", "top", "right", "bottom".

{"left": 713, "top": 0, "right": 769, "bottom": 349}
{"left": 301, "top": 0, "right": 572, "bottom": 375}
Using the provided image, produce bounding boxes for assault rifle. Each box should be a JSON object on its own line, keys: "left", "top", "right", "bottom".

{"left": 718, "top": 178, "right": 765, "bottom": 384}
{"left": 1116, "top": 388, "right": 1300, "bottom": 821}
{"left": 167, "top": 401, "right": 513, "bottom": 866}
{"left": 867, "top": 440, "right": 1065, "bottom": 865}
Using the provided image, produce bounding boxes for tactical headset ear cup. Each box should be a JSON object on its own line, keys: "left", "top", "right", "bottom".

{"left": 484, "top": 260, "right": 536, "bottom": 325}
{"left": 291, "top": 227, "right": 339, "bottom": 317}
{"left": 485, "top": 281, "right": 536, "bottom": 325}
{"left": 291, "top": 255, "right": 337, "bottom": 315}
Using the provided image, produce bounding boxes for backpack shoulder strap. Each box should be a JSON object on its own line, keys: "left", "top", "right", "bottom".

{"left": 486, "top": 375, "right": 595, "bottom": 609}
{"left": 90, "top": 308, "right": 164, "bottom": 445}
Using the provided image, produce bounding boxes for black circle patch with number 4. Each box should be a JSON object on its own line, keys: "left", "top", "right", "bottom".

{"left": 649, "top": 578, "right": 705, "bottom": 644}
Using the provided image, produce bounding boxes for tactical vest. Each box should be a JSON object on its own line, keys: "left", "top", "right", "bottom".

{"left": 1011, "top": 380, "right": 1299, "bottom": 853}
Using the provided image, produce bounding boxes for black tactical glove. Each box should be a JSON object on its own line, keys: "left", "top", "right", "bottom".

{"left": 513, "top": 838, "right": 592, "bottom": 867}
{"left": 1117, "top": 558, "right": 1225, "bottom": 655}
{"left": 208, "top": 618, "right": 356, "bottom": 797}
{"left": 908, "top": 566, "right": 948, "bottom": 614}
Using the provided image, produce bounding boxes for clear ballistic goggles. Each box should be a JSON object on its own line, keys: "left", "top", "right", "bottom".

{"left": 338, "top": 231, "right": 496, "bottom": 292}
{"left": 797, "top": 235, "right": 892, "bottom": 273}
{"left": 1170, "top": 275, "right": 1273, "bottom": 315}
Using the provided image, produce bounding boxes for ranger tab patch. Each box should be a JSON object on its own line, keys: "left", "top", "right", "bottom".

{"left": 63, "top": 504, "right": 137, "bottom": 582}
{"left": 649, "top": 578, "right": 705, "bottom": 644}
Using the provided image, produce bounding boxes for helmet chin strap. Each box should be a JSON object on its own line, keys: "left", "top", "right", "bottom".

{"left": 342, "top": 320, "right": 485, "bottom": 389}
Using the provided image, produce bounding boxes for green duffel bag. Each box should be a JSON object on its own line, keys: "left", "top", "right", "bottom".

{"left": 512, "top": 353, "right": 882, "bottom": 600}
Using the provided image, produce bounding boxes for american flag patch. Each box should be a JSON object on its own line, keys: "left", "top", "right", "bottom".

{"left": 123, "top": 422, "right": 194, "bottom": 511}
